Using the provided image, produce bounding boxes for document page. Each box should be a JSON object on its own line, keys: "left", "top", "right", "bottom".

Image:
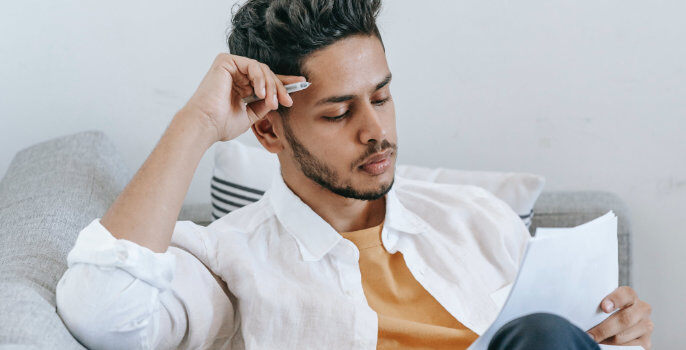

{"left": 468, "top": 211, "right": 642, "bottom": 350}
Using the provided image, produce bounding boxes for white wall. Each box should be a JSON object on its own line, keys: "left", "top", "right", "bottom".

{"left": 1, "top": 1, "right": 683, "bottom": 347}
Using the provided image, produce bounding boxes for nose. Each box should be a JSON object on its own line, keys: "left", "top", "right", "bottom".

{"left": 357, "top": 102, "right": 387, "bottom": 145}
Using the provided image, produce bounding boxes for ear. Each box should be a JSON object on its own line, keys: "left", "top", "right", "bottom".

{"left": 251, "top": 110, "right": 284, "bottom": 154}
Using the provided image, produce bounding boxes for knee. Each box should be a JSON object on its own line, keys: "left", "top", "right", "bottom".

{"left": 515, "top": 312, "right": 572, "bottom": 333}
{"left": 488, "top": 312, "right": 599, "bottom": 350}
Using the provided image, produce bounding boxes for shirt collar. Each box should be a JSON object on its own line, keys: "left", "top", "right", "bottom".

{"left": 267, "top": 172, "right": 427, "bottom": 261}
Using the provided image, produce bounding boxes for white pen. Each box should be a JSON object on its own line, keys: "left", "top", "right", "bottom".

{"left": 242, "top": 81, "right": 311, "bottom": 104}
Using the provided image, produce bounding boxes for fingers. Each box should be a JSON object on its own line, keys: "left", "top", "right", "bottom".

{"left": 601, "top": 286, "right": 638, "bottom": 313}
{"left": 230, "top": 55, "right": 267, "bottom": 99}
{"left": 260, "top": 64, "right": 279, "bottom": 109}
{"left": 244, "top": 97, "right": 276, "bottom": 124}
{"left": 276, "top": 74, "right": 307, "bottom": 85}
{"left": 248, "top": 61, "right": 267, "bottom": 99}
{"left": 587, "top": 300, "right": 651, "bottom": 342}
{"left": 603, "top": 318, "right": 654, "bottom": 345}
{"left": 229, "top": 55, "right": 306, "bottom": 105}
{"left": 218, "top": 55, "right": 251, "bottom": 89}
{"left": 214, "top": 53, "right": 306, "bottom": 124}
{"left": 245, "top": 104, "right": 262, "bottom": 125}
{"left": 261, "top": 65, "right": 304, "bottom": 108}
{"left": 623, "top": 334, "right": 652, "bottom": 350}
{"left": 271, "top": 72, "right": 293, "bottom": 107}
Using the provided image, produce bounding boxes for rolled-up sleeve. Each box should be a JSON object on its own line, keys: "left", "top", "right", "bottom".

{"left": 55, "top": 218, "right": 236, "bottom": 350}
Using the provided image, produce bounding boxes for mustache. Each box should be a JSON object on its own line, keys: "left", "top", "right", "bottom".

{"left": 354, "top": 139, "right": 397, "bottom": 168}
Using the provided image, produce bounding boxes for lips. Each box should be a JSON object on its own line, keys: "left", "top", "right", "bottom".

{"left": 358, "top": 150, "right": 393, "bottom": 176}
{"left": 359, "top": 149, "right": 392, "bottom": 167}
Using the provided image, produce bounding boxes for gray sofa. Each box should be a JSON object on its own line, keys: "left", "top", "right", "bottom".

{"left": 0, "top": 130, "right": 633, "bottom": 349}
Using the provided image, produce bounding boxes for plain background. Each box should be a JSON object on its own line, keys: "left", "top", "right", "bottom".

{"left": 1, "top": 1, "right": 683, "bottom": 347}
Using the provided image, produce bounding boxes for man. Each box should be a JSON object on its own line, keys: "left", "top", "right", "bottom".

{"left": 55, "top": 0, "right": 653, "bottom": 349}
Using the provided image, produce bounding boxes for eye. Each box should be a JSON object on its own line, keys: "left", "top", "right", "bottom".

{"left": 323, "top": 110, "right": 350, "bottom": 122}
{"left": 322, "top": 97, "right": 390, "bottom": 122}
{"left": 373, "top": 97, "right": 390, "bottom": 105}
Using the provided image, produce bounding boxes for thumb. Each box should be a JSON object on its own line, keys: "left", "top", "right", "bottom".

{"left": 245, "top": 97, "right": 278, "bottom": 124}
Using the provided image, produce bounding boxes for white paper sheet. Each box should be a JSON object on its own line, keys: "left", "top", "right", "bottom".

{"left": 468, "top": 211, "right": 642, "bottom": 350}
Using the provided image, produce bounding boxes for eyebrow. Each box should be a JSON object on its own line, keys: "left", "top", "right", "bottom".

{"left": 315, "top": 72, "right": 393, "bottom": 106}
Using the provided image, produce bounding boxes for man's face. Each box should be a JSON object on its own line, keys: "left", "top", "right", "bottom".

{"left": 277, "top": 34, "right": 397, "bottom": 200}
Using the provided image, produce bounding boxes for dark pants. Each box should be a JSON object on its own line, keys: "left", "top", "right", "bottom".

{"left": 488, "top": 313, "right": 601, "bottom": 350}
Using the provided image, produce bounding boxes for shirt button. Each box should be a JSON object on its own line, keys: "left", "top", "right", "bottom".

{"left": 345, "top": 290, "right": 353, "bottom": 297}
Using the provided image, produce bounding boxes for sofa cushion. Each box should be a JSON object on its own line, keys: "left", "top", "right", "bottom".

{"left": 0, "top": 130, "right": 130, "bottom": 348}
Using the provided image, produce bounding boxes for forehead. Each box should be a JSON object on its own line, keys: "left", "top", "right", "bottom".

{"left": 301, "top": 35, "right": 389, "bottom": 95}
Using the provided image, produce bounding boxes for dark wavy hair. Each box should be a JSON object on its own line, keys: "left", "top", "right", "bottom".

{"left": 227, "top": 0, "right": 384, "bottom": 79}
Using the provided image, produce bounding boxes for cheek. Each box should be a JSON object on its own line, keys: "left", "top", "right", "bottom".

{"left": 323, "top": 144, "right": 359, "bottom": 169}
{"left": 383, "top": 112, "right": 397, "bottom": 141}
{"left": 307, "top": 133, "right": 351, "bottom": 158}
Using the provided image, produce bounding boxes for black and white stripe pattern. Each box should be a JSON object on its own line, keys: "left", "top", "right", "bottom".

{"left": 210, "top": 176, "right": 265, "bottom": 221}
{"left": 519, "top": 209, "right": 534, "bottom": 228}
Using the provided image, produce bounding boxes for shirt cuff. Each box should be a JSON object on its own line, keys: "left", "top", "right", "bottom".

{"left": 66, "top": 218, "right": 177, "bottom": 290}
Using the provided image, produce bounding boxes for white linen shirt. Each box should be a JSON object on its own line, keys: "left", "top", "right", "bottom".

{"left": 55, "top": 172, "right": 531, "bottom": 350}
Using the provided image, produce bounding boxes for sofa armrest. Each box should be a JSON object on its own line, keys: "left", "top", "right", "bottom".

{"left": 178, "top": 202, "right": 213, "bottom": 227}
{"left": 0, "top": 130, "right": 130, "bottom": 348}
{"left": 531, "top": 190, "right": 633, "bottom": 287}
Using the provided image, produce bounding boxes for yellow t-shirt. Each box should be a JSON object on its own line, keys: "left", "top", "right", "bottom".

{"left": 340, "top": 220, "right": 479, "bottom": 349}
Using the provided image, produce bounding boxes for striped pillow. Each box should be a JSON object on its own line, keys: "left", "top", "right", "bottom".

{"left": 211, "top": 140, "right": 277, "bottom": 221}
{"left": 211, "top": 140, "right": 545, "bottom": 227}
{"left": 210, "top": 176, "right": 264, "bottom": 221}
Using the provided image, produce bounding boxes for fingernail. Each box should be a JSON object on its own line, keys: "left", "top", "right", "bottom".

{"left": 261, "top": 87, "right": 266, "bottom": 97}
{"left": 603, "top": 300, "right": 614, "bottom": 312}
{"left": 273, "top": 94, "right": 278, "bottom": 106}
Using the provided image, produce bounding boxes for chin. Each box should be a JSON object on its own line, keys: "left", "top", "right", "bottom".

{"left": 360, "top": 170, "right": 395, "bottom": 190}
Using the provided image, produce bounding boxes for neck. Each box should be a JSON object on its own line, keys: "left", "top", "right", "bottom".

{"left": 281, "top": 170, "right": 386, "bottom": 233}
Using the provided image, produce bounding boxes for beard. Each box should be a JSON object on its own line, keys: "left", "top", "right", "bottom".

{"left": 282, "top": 118, "right": 396, "bottom": 201}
